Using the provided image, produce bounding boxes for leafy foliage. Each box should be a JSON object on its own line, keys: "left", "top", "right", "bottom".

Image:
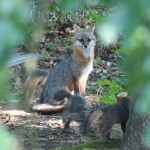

{"left": 0, "top": 0, "right": 31, "bottom": 149}
{"left": 0, "top": 0, "right": 150, "bottom": 149}
{"left": 0, "top": 125, "right": 19, "bottom": 150}
{"left": 47, "top": 0, "right": 108, "bottom": 29}
{"left": 97, "top": 79, "right": 125, "bottom": 104}
{"left": 96, "top": 0, "right": 150, "bottom": 147}
{"left": 0, "top": 0, "right": 30, "bottom": 68}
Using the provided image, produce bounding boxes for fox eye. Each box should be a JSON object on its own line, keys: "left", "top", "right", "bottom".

{"left": 88, "top": 38, "right": 91, "bottom": 42}
{"left": 78, "top": 39, "right": 83, "bottom": 42}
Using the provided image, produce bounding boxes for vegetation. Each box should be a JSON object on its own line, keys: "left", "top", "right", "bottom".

{"left": 0, "top": 0, "right": 150, "bottom": 149}
{"left": 0, "top": 0, "right": 31, "bottom": 149}
{"left": 56, "top": 139, "right": 120, "bottom": 150}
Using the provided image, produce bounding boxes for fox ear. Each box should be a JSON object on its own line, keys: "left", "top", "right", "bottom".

{"left": 87, "top": 24, "right": 95, "bottom": 33}
{"left": 73, "top": 24, "right": 81, "bottom": 32}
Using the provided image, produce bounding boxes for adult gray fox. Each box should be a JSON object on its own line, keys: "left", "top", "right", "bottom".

{"left": 32, "top": 24, "right": 96, "bottom": 113}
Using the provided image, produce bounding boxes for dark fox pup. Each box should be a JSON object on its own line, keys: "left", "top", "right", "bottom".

{"left": 32, "top": 24, "right": 96, "bottom": 113}
{"left": 54, "top": 90, "right": 90, "bottom": 134}
{"left": 23, "top": 68, "right": 49, "bottom": 100}
{"left": 85, "top": 96, "right": 131, "bottom": 143}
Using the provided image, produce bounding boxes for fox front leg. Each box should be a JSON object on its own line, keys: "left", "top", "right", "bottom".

{"left": 121, "top": 121, "right": 127, "bottom": 134}
{"left": 60, "top": 120, "right": 71, "bottom": 134}
{"left": 79, "top": 81, "right": 86, "bottom": 96}
{"left": 72, "top": 77, "right": 80, "bottom": 94}
{"left": 79, "top": 121, "right": 87, "bottom": 134}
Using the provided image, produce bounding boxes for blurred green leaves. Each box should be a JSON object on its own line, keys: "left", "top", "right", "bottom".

{"left": 97, "top": 0, "right": 150, "bottom": 147}
{"left": 96, "top": 0, "right": 150, "bottom": 92}
{"left": 0, "top": 0, "right": 32, "bottom": 149}
{"left": 136, "top": 85, "right": 150, "bottom": 115}
{"left": 120, "top": 26, "right": 150, "bottom": 91}
{"left": 0, "top": 0, "right": 30, "bottom": 68}
{"left": 0, "top": 0, "right": 30, "bottom": 20}
{"left": 60, "top": 0, "right": 83, "bottom": 11}
{"left": 0, "top": 125, "right": 19, "bottom": 150}
{"left": 0, "top": 0, "right": 31, "bottom": 97}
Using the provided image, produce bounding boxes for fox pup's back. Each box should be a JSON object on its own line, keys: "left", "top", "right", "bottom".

{"left": 85, "top": 96, "right": 130, "bottom": 143}
{"left": 32, "top": 24, "right": 96, "bottom": 113}
{"left": 54, "top": 90, "right": 90, "bottom": 134}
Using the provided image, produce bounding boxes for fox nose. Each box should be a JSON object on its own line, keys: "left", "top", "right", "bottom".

{"left": 84, "top": 45, "right": 88, "bottom": 48}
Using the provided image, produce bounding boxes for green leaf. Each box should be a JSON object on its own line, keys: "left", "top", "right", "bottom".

{"left": 109, "top": 86, "right": 120, "bottom": 95}
{"left": 111, "top": 80, "right": 120, "bottom": 87}
{"left": 97, "top": 79, "right": 112, "bottom": 86}
{"left": 100, "top": 95, "right": 117, "bottom": 104}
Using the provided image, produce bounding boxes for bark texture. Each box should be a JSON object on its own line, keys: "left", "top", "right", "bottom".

{"left": 120, "top": 92, "right": 150, "bottom": 150}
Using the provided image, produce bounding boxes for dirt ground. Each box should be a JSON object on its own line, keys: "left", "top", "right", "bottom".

{"left": 0, "top": 94, "right": 122, "bottom": 150}
{"left": 0, "top": 33, "right": 122, "bottom": 150}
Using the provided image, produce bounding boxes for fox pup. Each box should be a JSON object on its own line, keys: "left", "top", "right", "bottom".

{"left": 23, "top": 68, "right": 49, "bottom": 100}
{"left": 32, "top": 24, "right": 96, "bottom": 113}
{"left": 85, "top": 96, "right": 130, "bottom": 143}
{"left": 54, "top": 90, "right": 90, "bottom": 134}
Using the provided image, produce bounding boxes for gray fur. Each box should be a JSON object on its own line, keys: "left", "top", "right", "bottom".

{"left": 54, "top": 90, "right": 90, "bottom": 134}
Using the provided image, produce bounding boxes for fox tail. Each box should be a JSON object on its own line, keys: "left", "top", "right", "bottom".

{"left": 84, "top": 109, "right": 103, "bottom": 133}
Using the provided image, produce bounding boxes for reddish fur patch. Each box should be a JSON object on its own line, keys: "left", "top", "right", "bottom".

{"left": 66, "top": 76, "right": 74, "bottom": 91}
{"left": 73, "top": 43, "right": 94, "bottom": 66}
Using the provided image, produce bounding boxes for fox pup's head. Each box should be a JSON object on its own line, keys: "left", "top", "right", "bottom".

{"left": 73, "top": 24, "right": 96, "bottom": 58}
{"left": 117, "top": 95, "right": 131, "bottom": 105}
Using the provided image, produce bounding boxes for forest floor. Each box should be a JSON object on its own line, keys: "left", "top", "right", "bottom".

{"left": 0, "top": 29, "right": 123, "bottom": 150}
{"left": 0, "top": 95, "right": 121, "bottom": 150}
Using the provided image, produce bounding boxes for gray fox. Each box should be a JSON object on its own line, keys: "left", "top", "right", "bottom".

{"left": 32, "top": 24, "right": 96, "bottom": 113}
{"left": 54, "top": 90, "right": 90, "bottom": 134}
{"left": 23, "top": 68, "right": 49, "bottom": 100}
{"left": 85, "top": 96, "right": 131, "bottom": 143}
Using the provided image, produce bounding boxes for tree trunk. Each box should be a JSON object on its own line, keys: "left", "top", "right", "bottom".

{"left": 120, "top": 92, "right": 150, "bottom": 150}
